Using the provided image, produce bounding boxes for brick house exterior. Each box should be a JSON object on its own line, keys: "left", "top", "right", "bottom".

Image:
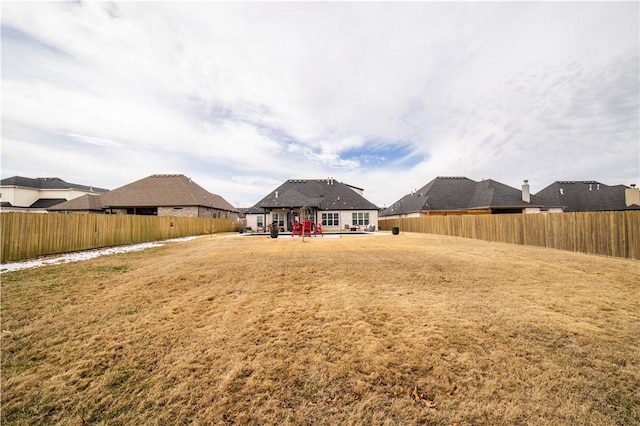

{"left": 49, "top": 174, "right": 238, "bottom": 219}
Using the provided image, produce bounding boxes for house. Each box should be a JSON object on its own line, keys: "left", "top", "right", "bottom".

{"left": 380, "top": 176, "right": 562, "bottom": 218}
{"left": 49, "top": 174, "right": 239, "bottom": 219}
{"left": 245, "top": 178, "right": 379, "bottom": 232}
{"left": 46, "top": 193, "right": 105, "bottom": 214}
{"left": 0, "top": 176, "right": 108, "bottom": 212}
{"left": 535, "top": 181, "right": 640, "bottom": 212}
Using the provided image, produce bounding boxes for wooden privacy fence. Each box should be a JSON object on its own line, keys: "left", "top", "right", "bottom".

{"left": 0, "top": 212, "right": 236, "bottom": 263}
{"left": 379, "top": 211, "right": 640, "bottom": 260}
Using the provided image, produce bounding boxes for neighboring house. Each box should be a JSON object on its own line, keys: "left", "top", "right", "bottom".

{"left": 0, "top": 176, "right": 108, "bottom": 212}
{"left": 46, "top": 193, "right": 106, "bottom": 214}
{"left": 245, "top": 178, "right": 379, "bottom": 232}
{"left": 236, "top": 207, "right": 251, "bottom": 230}
{"left": 535, "top": 181, "right": 640, "bottom": 212}
{"left": 49, "top": 174, "right": 239, "bottom": 219}
{"left": 381, "top": 176, "right": 562, "bottom": 218}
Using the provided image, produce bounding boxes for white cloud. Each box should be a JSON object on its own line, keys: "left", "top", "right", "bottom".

{"left": 2, "top": 1, "right": 638, "bottom": 206}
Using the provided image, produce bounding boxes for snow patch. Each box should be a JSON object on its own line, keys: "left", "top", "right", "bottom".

{"left": 0, "top": 237, "right": 199, "bottom": 273}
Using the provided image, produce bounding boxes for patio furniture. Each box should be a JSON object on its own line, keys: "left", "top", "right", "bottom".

{"left": 302, "top": 219, "right": 312, "bottom": 237}
{"left": 291, "top": 220, "right": 303, "bottom": 237}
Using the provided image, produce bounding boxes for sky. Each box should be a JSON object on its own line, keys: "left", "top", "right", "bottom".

{"left": 1, "top": 1, "right": 639, "bottom": 208}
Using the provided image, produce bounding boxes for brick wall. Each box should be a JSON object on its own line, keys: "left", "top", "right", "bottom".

{"left": 158, "top": 206, "right": 200, "bottom": 217}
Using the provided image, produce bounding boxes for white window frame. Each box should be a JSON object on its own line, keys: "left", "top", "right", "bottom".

{"left": 352, "top": 212, "right": 370, "bottom": 226}
{"left": 322, "top": 212, "right": 339, "bottom": 226}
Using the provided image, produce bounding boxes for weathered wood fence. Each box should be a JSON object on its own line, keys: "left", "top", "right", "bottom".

{"left": 0, "top": 212, "right": 236, "bottom": 263}
{"left": 379, "top": 211, "right": 640, "bottom": 260}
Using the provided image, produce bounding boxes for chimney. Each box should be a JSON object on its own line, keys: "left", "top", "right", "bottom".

{"left": 625, "top": 184, "right": 640, "bottom": 207}
{"left": 522, "top": 179, "right": 530, "bottom": 203}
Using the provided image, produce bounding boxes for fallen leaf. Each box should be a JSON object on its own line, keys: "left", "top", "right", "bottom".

{"left": 412, "top": 385, "right": 436, "bottom": 409}
{"left": 325, "top": 395, "right": 340, "bottom": 404}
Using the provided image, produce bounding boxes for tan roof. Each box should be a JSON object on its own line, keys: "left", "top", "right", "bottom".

{"left": 100, "top": 174, "right": 237, "bottom": 211}
{"left": 48, "top": 194, "right": 104, "bottom": 211}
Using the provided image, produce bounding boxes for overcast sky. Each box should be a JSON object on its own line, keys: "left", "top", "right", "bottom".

{"left": 2, "top": 1, "right": 638, "bottom": 207}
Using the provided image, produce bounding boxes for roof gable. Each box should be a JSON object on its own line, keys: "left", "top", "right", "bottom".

{"left": 250, "top": 179, "right": 378, "bottom": 211}
{"left": 1, "top": 176, "right": 108, "bottom": 192}
{"left": 383, "top": 177, "right": 478, "bottom": 215}
{"left": 99, "top": 174, "right": 237, "bottom": 211}
{"left": 535, "top": 181, "right": 639, "bottom": 211}
{"left": 469, "top": 179, "right": 548, "bottom": 208}
{"left": 48, "top": 194, "right": 104, "bottom": 211}
{"left": 382, "top": 176, "right": 558, "bottom": 216}
{"left": 30, "top": 198, "right": 68, "bottom": 209}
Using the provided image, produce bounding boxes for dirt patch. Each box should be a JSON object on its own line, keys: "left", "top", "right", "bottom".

{"left": 2, "top": 233, "right": 639, "bottom": 425}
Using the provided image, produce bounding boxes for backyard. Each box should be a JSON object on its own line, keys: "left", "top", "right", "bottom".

{"left": 1, "top": 232, "right": 638, "bottom": 425}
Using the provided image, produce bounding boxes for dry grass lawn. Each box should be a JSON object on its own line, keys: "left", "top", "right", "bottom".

{"left": 1, "top": 232, "right": 639, "bottom": 425}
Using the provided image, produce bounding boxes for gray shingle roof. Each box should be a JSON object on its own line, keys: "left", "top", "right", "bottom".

{"left": 99, "top": 174, "right": 237, "bottom": 212}
{"left": 535, "top": 181, "right": 640, "bottom": 212}
{"left": 468, "top": 179, "right": 549, "bottom": 209}
{"left": 381, "top": 176, "right": 553, "bottom": 216}
{"left": 382, "top": 177, "right": 476, "bottom": 215}
{"left": 30, "top": 198, "right": 68, "bottom": 209}
{"left": 1, "top": 176, "right": 108, "bottom": 193}
{"left": 247, "top": 179, "right": 378, "bottom": 212}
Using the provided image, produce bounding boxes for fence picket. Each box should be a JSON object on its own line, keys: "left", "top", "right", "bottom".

{"left": 380, "top": 211, "right": 640, "bottom": 260}
{"left": 0, "top": 213, "right": 236, "bottom": 263}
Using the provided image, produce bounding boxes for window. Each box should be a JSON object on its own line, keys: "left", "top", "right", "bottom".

{"left": 257, "top": 216, "right": 264, "bottom": 228}
{"left": 272, "top": 213, "right": 285, "bottom": 228}
{"left": 126, "top": 207, "right": 157, "bottom": 216}
{"left": 322, "top": 212, "right": 339, "bottom": 226}
{"left": 352, "top": 212, "right": 369, "bottom": 226}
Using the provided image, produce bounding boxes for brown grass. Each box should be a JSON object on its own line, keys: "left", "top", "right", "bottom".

{"left": 2, "top": 233, "right": 639, "bottom": 425}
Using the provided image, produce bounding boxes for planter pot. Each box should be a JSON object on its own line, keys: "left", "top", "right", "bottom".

{"left": 270, "top": 227, "right": 279, "bottom": 238}
{"left": 392, "top": 227, "right": 400, "bottom": 235}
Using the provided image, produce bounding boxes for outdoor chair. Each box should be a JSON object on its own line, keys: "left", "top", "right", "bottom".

{"left": 314, "top": 222, "right": 323, "bottom": 237}
{"left": 291, "top": 220, "right": 303, "bottom": 237}
{"left": 302, "top": 219, "right": 312, "bottom": 237}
